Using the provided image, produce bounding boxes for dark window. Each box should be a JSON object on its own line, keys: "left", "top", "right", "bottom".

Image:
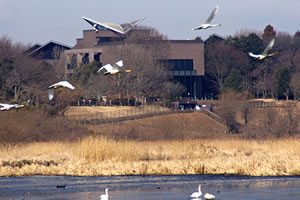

{"left": 82, "top": 53, "right": 89, "bottom": 64}
{"left": 171, "top": 70, "right": 197, "bottom": 76}
{"left": 94, "top": 53, "right": 101, "bottom": 62}
{"left": 43, "top": 49, "right": 54, "bottom": 60}
{"left": 159, "top": 59, "right": 193, "bottom": 70}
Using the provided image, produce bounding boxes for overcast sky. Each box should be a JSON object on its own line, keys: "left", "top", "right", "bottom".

{"left": 1, "top": 0, "right": 300, "bottom": 46}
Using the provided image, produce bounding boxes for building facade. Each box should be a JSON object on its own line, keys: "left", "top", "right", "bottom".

{"left": 65, "top": 29, "right": 205, "bottom": 99}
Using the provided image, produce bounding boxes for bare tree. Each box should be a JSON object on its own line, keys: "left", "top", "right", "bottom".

{"left": 216, "top": 90, "right": 241, "bottom": 133}
{"left": 285, "top": 105, "right": 299, "bottom": 135}
{"left": 293, "top": 50, "right": 300, "bottom": 72}
{"left": 78, "top": 26, "right": 184, "bottom": 104}
{"left": 239, "top": 92, "right": 253, "bottom": 125}
{"left": 290, "top": 72, "right": 300, "bottom": 100}
{"left": 113, "top": 41, "right": 184, "bottom": 103}
{"left": 6, "top": 54, "right": 47, "bottom": 101}
{"left": 206, "top": 42, "right": 250, "bottom": 93}
{"left": 118, "top": 44, "right": 166, "bottom": 102}
{"left": 251, "top": 63, "right": 275, "bottom": 98}
{"left": 0, "top": 36, "right": 56, "bottom": 104}
{"left": 48, "top": 88, "right": 80, "bottom": 116}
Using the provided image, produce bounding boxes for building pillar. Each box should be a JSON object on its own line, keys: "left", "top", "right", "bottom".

{"left": 77, "top": 53, "right": 82, "bottom": 66}
{"left": 89, "top": 51, "right": 94, "bottom": 63}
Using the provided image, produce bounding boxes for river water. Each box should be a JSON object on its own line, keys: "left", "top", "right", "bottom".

{"left": 0, "top": 175, "right": 300, "bottom": 200}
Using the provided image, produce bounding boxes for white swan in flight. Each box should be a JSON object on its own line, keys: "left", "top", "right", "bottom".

{"left": 82, "top": 16, "right": 145, "bottom": 34}
{"left": 249, "top": 39, "right": 279, "bottom": 61}
{"left": 48, "top": 81, "right": 75, "bottom": 100}
{"left": 193, "top": 6, "right": 221, "bottom": 30}
{"left": 204, "top": 192, "right": 216, "bottom": 199}
{"left": 190, "top": 184, "right": 202, "bottom": 198}
{"left": 98, "top": 60, "right": 132, "bottom": 75}
{"left": 0, "top": 103, "right": 25, "bottom": 111}
{"left": 100, "top": 188, "right": 109, "bottom": 200}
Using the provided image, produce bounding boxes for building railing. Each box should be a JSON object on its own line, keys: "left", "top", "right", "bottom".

{"left": 67, "top": 105, "right": 194, "bottom": 125}
{"left": 247, "top": 101, "right": 297, "bottom": 109}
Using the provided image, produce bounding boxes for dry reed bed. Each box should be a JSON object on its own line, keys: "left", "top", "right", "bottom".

{"left": 1, "top": 137, "right": 300, "bottom": 176}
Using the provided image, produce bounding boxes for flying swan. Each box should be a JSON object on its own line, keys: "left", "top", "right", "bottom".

{"left": 193, "top": 6, "right": 221, "bottom": 30}
{"left": 98, "top": 60, "right": 132, "bottom": 75}
{"left": 82, "top": 16, "right": 145, "bottom": 35}
{"left": 48, "top": 81, "right": 75, "bottom": 100}
{"left": 0, "top": 103, "right": 25, "bottom": 111}
{"left": 249, "top": 38, "right": 279, "bottom": 61}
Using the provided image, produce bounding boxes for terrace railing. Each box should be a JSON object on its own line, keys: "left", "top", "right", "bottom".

{"left": 68, "top": 105, "right": 194, "bottom": 125}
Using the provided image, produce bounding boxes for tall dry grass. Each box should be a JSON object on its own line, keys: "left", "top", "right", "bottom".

{"left": 1, "top": 137, "right": 300, "bottom": 176}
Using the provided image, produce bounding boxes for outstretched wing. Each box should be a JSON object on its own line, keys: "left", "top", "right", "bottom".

{"left": 49, "top": 81, "right": 75, "bottom": 90}
{"left": 205, "top": 6, "right": 219, "bottom": 24}
{"left": 48, "top": 89, "right": 54, "bottom": 101}
{"left": 0, "top": 103, "right": 18, "bottom": 110}
{"left": 49, "top": 82, "right": 60, "bottom": 89}
{"left": 262, "top": 39, "right": 275, "bottom": 55}
{"left": 114, "top": 60, "right": 123, "bottom": 68}
{"left": 0, "top": 103, "right": 8, "bottom": 110}
{"left": 98, "top": 64, "right": 113, "bottom": 73}
{"left": 60, "top": 81, "right": 75, "bottom": 90}
{"left": 82, "top": 17, "right": 124, "bottom": 34}
{"left": 120, "top": 17, "right": 146, "bottom": 34}
{"left": 82, "top": 17, "right": 99, "bottom": 28}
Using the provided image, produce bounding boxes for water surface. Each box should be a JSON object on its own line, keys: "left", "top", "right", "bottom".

{"left": 1, "top": 175, "right": 300, "bottom": 199}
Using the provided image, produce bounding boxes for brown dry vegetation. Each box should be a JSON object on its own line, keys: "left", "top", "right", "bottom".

{"left": 66, "top": 105, "right": 170, "bottom": 120}
{"left": 86, "top": 112, "right": 227, "bottom": 140}
{"left": 0, "top": 109, "right": 91, "bottom": 148}
{"left": 1, "top": 137, "right": 300, "bottom": 176}
{"left": 1, "top": 105, "right": 300, "bottom": 176}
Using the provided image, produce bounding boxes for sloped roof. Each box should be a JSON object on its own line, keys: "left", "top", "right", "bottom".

{"left": 24, "top": 43, "right": 43, "bottom": 55}
{"left": 26, "top": 40, "right": 72, "bottom": 56}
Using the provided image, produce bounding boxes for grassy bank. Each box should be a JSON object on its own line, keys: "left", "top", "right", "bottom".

{"left": 1, "top": 137, "right": 300, "bottom": 176}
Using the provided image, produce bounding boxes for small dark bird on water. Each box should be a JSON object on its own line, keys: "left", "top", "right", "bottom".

{"left": 56, "top": 185, "right": 67, "bottom": 189}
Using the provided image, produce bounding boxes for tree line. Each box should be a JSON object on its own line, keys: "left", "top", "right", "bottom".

{"left": 204, "top": 25, "right": 300, "bottom": 100}
{"left": 1, "top": 25, "right": 300, "bottom": 109}
{"left": 0, "top": 29, "right": 184, "bottom": 109}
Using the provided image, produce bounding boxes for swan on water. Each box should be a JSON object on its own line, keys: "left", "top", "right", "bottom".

{"left": 100, "top": 188, "right": 109, "bottom": 200}
{"left": 204, "top": 192, "right": 216, "bottom": 199}
{"left": 190, "top": 184, "right": 202, "bottom": 198}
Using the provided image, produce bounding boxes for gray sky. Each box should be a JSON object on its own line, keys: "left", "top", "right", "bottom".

{"left": 1, "top": 0, "right": 300, "bottom": 46}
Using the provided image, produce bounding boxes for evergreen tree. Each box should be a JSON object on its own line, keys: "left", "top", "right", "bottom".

{"left": 205, "top": 34, "right": 224, "bottom": 46}
{"left": 228, "top": 33, "right": 264, "bottom": 54}
{"left": 73, "top": 62, "right": 99, "bottom": 84}
{"left": 275, "top": 66, "right": 291, "bottom": 100}
{"left": 223, "top": 69, "right": 243, "bottom": 92}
